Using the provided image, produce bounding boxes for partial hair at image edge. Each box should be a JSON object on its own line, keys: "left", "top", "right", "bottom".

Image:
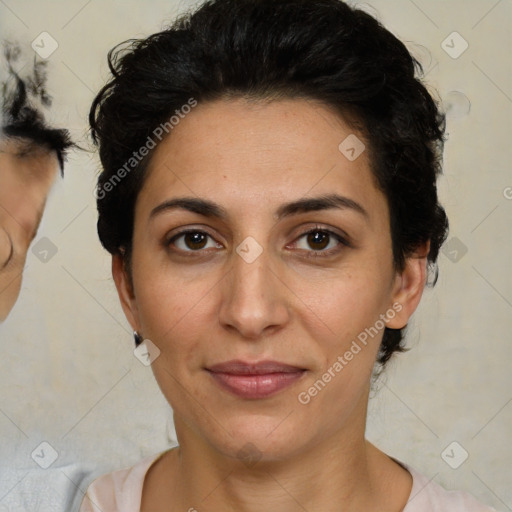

{"left": 0, "top": 40, "right": 74, "bottom": 172}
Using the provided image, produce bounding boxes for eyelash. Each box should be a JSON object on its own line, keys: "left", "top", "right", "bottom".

{"left": 291, "top": 227, "right": 350, "bottom": 258}
{"left": 166, "top": 226, "right": 350, "bottom": 258}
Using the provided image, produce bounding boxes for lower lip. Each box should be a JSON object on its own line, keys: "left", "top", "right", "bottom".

{"left": 208, "top": 371, "right": 306, "bottom": 399}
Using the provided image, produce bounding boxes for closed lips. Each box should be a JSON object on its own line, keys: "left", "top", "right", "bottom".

{"left": 207, "top": 360, "right": 306, "bottom": 374}
{"left": 206, "top": 360, "right": 307, "bottom": 399}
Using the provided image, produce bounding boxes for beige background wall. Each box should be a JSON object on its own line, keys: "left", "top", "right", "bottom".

{"left": 0, "top": 0, "right": 510, "bottom": 510}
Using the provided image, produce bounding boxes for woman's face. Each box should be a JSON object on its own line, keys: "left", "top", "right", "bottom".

{"left": 0, "top": 139, "right": 59, "bottom": 322}
{"left": 114, "top": 98, "right": 426, "bottom": 461}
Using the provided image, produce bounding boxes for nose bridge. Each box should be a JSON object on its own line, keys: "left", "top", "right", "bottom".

{"left": 219, "top": 243, "right": 289, "bottom": 338}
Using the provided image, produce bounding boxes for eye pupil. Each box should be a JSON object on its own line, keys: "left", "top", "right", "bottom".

{"left": 307, "top": 231, "right": 329, "bottom": 250}
{"left": 186, "top": 232, "right": 207, "bottom": 250}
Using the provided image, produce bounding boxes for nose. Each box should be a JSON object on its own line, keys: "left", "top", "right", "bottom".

{"left": 219, "top": 248, "right": 290, "bottom": 340}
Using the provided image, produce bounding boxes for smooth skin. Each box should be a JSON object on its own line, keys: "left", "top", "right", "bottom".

{"left": 0, "top": 139, "right": 59, "bottom": 322}
{"left": 113, "top": 98, "right": 428, "bottom": 512}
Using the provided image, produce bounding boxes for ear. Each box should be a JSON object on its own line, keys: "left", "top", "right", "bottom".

{"left": 112, "top": 253, "right": 141, "bottom": 332}
{"left": 386, "top": 242, "right": 430, "bottom": 330}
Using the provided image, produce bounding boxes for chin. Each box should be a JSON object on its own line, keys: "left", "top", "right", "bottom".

{"left": 205, "top": 413, "right": 309, "bottom": 464}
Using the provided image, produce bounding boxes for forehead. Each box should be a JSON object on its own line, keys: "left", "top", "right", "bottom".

{"left": 138, "top": 98, "right": 384, "bottom": 220}
{"left": 0, "top": 136, "right": 46, "bottom": 156}
{"left": 0, "top": 135, "right": 60, "bottom": 160}
{"left": 0, "top": 136, "right": 59, "bottom": 179}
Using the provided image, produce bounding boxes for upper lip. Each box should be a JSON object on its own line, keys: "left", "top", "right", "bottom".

{"left": 207, "top": 360, "right": 305, "bottom": 375}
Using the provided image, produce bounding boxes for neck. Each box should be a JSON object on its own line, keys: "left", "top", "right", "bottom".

{"left": 163, "top": 419, "right": 391, "bottom": 511}
{"left": 143, "top": 384, "right": 412, "bottom": 512}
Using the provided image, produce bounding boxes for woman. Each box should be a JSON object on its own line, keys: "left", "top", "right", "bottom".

{"left": 0, "top": 41, "right": 72, "bottom": 322}
{"left": 80, "top": 0, "right": 496, "bottom": 510}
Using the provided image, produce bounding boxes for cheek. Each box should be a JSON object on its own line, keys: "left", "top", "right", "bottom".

{"left": 133, "top": 261, "right": 218, "bottom": 356}
{"left": 291, "top": 263, "right": 392, "bottom": 342}
{"left": 291, "top": 276, "right": 386, "bottom": 427}
{"left": 135, "top": 273, "right": 213, "bottom": 409}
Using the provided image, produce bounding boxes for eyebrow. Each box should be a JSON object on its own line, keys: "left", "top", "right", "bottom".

{"left": 149, "top": 193, "right": 369, "bottom": 222}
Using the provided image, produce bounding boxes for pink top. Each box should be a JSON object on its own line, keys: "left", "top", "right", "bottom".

{"left": 79, "top": 452, "right": 497, "bottom": 512}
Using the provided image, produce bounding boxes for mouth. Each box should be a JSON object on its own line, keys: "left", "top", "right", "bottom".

{"left": 206, "top": 360, "right": 307, "bottom": 399}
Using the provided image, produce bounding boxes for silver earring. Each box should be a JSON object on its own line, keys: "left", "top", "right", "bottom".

{"left": 134, "top": 331, "right": 143, "bottom": 347}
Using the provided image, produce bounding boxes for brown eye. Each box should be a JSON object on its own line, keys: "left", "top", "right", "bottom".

{"left": 306, "top": 231, "right": 330, "bottom": 251}
{"left": 183, "top": 232, "right": 208, "bottom": 250}
{"left": 292, "top": 228, "right": 349, "bottom": 257}
{"left": 168, "top": 230, "right": 222, "bottom": 252}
